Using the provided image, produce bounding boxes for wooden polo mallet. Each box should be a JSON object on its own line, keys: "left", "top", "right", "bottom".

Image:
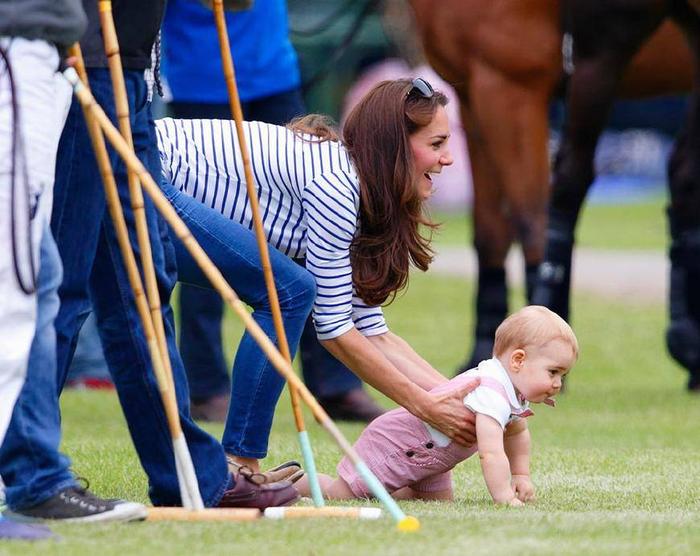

{"left": 61, "top": 66, "right": 420, "bottom": 532}
{"left": 94, "top": 1, "right": 202, "bottom": 510}
{"left": 210, "top": 0, "right": 325, "bottom": 507}
{"left": 97, "top": 1, "right": 174, "bottom": 397}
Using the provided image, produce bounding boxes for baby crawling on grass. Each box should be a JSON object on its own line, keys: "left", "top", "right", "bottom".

{"left": 296, "top": 305, "right": 578, "bottom": 506}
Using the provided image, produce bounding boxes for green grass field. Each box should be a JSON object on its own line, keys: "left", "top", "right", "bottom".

{"left": 431, "top": 195, "right": 668, "bottom": 251}
{"left": 3, "top": 266, "right": 699, "bottom": 555}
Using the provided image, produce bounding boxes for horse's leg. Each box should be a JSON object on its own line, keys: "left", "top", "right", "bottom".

{"left": 472, "top": 85, "right": 554, "bottom": 304}
{"left": 666, "top": 128, "right": 700, "bottom": 390}
{"left": 457, "top": 57, "right": 559, "bottom": 371}
{"left": 533, "top": 1, "right": 667, "bottom": 321}
{"left": 665, "top": 6, "right": 700, "bottom": 391}
{"left": 458, "top": 101, "right": 513, "bottom": 372}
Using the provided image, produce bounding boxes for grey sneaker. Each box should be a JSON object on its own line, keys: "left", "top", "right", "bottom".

{"left": 5, "top": 487, "right": 146, "bottom": 523}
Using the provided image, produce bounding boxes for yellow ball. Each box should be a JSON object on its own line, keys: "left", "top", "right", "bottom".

{"left": 397, "top": 515, "right": 420, "bottom": 532}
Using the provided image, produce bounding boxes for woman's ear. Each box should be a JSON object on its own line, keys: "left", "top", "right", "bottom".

{"left": 510, "top": 349, "right": 526, "bottom": 372}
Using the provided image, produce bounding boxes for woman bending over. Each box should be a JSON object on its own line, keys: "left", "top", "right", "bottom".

{"left": 155, "top": 78, "right": 478, "bottom": 474}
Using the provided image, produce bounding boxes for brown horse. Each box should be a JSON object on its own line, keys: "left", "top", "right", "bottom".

{"left": 534, "top": 0, "right": 700, "bottom": 390}
{"left": 408, "top": 0, "right": 692, "bottom": 369}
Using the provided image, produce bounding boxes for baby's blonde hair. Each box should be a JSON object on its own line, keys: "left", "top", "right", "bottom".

{"left": 493, "top": 305, "right": 579, "bottom": 359}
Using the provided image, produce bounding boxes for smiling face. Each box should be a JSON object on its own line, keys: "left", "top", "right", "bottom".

{"left": 408, "top": 105, "right": 453, "bottom": 201}
{"left": 507, "top": 338, "right": 576, "bottom": 403}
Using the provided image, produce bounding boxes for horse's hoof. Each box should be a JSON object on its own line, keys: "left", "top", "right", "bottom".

{"left": 667, "top": 317, "right": 700, "bottom": 371}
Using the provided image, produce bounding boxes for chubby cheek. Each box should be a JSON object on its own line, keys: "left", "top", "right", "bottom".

{"left": 543, "top": 378, "right": 559, "bottom": 395}
{"left": 529, "top": 376, "right": 552, "bottom": 396}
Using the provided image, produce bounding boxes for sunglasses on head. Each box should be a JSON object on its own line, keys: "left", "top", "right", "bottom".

{"left": 406, "top": 77, "right": 434, "bottom": 99}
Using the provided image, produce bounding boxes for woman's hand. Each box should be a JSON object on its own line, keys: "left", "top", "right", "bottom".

{"left": 415, "top": 377, "right": 480, "bottom": 446}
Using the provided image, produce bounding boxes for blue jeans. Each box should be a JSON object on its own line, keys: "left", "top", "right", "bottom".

{"left": 65, "top": 312, "right": 111, "bottom": 383}
{"left": 160, "top": 180, "right": 316, "bottom": 458}
{"left": 0, "top": 227, "right": 75, "bottom": 509}
{"left": 2, "top": 69, "right": 229, "bottom": 508}
{"left": 171, "top": 89, "right": 361, "bottom": 401}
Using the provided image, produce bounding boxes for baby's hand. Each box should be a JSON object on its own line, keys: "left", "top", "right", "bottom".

{"left": 507, "top": 497, "right": 524, "bottom": 507}
{"left": 511, "top": 474, "right": 536, "bottom": 503}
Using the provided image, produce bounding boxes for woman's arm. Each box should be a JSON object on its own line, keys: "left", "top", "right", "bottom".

{"left": 302, "top": 171, "right": 477, "bottom": 442}
{"left": 367, "top": 331, "right": 447, "bottom": 390}
{"left": 321, "top": 329, "right": 478, "bottom": 445}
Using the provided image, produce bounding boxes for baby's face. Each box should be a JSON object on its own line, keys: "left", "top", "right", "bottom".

{"left": 512, "top": 339, "right": 576, "bottom": 403}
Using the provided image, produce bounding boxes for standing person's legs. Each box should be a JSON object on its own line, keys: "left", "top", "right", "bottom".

{"left": 64, "top": 312, "right": 112, "bottom": 390}
{"left": 0, "top": 224, "right": 85, "bottom": 535}
{"left": 0, "top": 37, "right": 53, "bottom": 462}
{"left": 0, "top": 39, "right": 144, "bottom": 525}
{"left": 2, "top": 223, "right": 145, "bottom": 522}
{"left": 51, "top": 70, "right": 112, "bottom": 392}
{"left": 0, "top": 41, "right": 66, "bottom": 540}
{"left": 2, "top": 57, "right": 295, "bottom": 514}
{"left": 1, "top": 221, "right": 74, "bottom": 513}
{"left": 75, "top": 70, "right": 228, "bottom": 505}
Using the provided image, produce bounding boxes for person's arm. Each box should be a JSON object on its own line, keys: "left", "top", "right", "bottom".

{"left": 504, "top": 419, "right": 535, "bottom": 502}
{"left": 303, "top": 172, "right": 477, "bottom": 444}
{"left": 321, "top": 329, "right": 478, "bottom": 446}
{"left": 367, "top": 331, "right": 447, "bottom": 390}
{"left": 476, "top": 413, "right": 521, "bottom": 505}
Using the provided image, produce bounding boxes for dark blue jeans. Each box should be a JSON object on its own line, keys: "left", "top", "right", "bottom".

{"left": 2, "top": 69, "right": 229, "bottom": 509}
{"left": 160, "top": 180, "right": 316, "bottom": 458}
{"left": 171, "top": 88, "right": 361, "bottom": 402}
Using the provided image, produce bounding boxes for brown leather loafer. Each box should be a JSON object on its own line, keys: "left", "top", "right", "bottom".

{"left": 218, "top": 472, "right": 299, "bottom": 510}
{"left": 226, "top": 456, "right": 304, "bottom": 485}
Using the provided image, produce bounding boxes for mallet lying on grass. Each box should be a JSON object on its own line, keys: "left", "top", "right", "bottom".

{"left": 146, "top": 506, "right": 383, "bottom": 522}
{"left": 264, "top": 507, "right": 382, "bottom": 520}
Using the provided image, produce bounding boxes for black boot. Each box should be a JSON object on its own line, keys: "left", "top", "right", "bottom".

{"left": 666, "top": 216, "right": 700, "bottom": 391}
{"left": 457, "top": 267, "right": 507, "bottom": 374}
{"left": 531, "top": 208, "right": 576, "bottom": 321}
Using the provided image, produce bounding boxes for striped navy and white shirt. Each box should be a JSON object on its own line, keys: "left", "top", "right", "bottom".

{"left": 155, "top": 118, "right": 388, "bottom": 340}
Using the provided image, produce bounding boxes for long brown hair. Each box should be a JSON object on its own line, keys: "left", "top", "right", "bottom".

{"left": 343, "top": 79, "right": 448, "bottom": 306}
{"left": 287, "top": 80, "right": 448, "bottom": 306}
